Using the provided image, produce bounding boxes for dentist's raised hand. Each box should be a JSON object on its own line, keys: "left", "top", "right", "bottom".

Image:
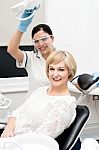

{"left": 18, "top": 5, "right": 40, "bottom": 32}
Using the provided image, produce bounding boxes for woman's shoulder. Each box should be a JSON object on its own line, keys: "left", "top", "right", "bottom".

{"left": 36, "top": 86, "right": 48, "bottom": 91}
{"left": 65, "top": 95, "right": 76, "bottom": 100}
{"left": 31, "top": 86, "right": 48, "bottom": 95}
{"left": 65, "top": 95, "right": 76, "bottom": 105}
{"left": 56, "top": 95, "right": 76, "bottom": 105}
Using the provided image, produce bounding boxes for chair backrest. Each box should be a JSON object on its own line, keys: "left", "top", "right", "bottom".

{"left": 55, "top": 105, "right": 90, "bottom": 150}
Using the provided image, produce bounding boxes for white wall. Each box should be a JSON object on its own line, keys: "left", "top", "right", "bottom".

{"left": 45, "top": 0, "right": 99, "bottom": 75}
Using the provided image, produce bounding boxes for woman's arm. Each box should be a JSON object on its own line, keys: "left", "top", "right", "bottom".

{"left": 1, "top": 92, "right": 35, "bottom": 138}
{"left": 35, "top": 98, "right": 76, "bottom": 138}
{"left": 1, "top": 117, "right": 16, "bottom": 138}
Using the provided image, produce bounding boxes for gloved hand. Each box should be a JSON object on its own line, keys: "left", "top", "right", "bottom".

{"left": 18, "top": 5, "right": 40, "bottom": 32}
{"left": 92, "top": 72, "right": 99, "bottom": 87}
{"left": 18, "top": 9, "right": 34, "bottom": 32}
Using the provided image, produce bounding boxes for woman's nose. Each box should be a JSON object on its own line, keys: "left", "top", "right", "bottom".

{"left": 53, "top": 70, "right": 58, "bottom": 76}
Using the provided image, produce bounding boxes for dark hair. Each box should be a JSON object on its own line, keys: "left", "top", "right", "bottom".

{"left": 31, "top": 24, "right": 53, "bottom": 38}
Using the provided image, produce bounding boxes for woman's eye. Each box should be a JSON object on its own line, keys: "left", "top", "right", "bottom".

{"left": 49, "top": 67, "right": 54, "bottom": 71}
{"left": 58, "top": 68, "right": 65, "bottom": 71}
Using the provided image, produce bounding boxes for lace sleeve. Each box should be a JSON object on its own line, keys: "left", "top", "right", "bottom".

{"left": 9, "top": 89, "right": 37, "bottom": 118}
{"left": 35, "top": 97, "right": 76, "bottom": 138}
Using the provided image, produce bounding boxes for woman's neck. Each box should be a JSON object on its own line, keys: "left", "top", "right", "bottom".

{"left": 47, "top": 85, "right": 70, "bottom": 96}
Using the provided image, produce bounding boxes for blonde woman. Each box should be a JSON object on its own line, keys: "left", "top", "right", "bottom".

{"left": 1, "top": 51, "right": 81, "bottom": 149}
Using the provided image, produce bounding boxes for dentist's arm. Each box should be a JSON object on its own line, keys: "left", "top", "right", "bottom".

{"left": 7, "top": 30, "right": 24, "bottom": 63}
{"left": 7, "top": 10, "right": 34, "bottom": 63}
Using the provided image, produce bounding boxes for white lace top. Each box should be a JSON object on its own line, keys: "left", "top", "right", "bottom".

{"left": 10, "top": 86, "right": 76, "bottom": 138}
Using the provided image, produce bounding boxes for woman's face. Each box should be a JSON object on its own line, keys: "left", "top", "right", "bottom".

{"left": 48, "top": 61, "right": 69, "bottom": 88}
{"left": 33, "top": 30, "right": 54, "bottom": 57}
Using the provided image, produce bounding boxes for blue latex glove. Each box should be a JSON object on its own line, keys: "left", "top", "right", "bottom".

{"left": 18, "top": 9, "right": 34, "bottom": 32}
{"left": 18, "top": 6, "right": 39, "bottom": 32}
{"left": 92, "top": 72, "right": 99, "bottom": 87}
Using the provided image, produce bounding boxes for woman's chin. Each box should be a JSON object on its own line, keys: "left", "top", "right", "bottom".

{"left": 52, "top": 82, "right": 61, "bottom": 87}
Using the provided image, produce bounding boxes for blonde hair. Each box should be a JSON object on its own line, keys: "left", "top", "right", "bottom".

{"left": 46, "top": 50, "right": 77, "bottom": 81}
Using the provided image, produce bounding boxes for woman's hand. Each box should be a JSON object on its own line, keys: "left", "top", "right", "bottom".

{"left": 1, "top": 117, "right": 16, "bottom": 138}
{"left": 1, "top": 128, "right": 15, "bottom": 138}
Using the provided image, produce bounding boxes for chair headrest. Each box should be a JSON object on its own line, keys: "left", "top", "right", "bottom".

{"left": 71, "top": 73, "right": 99, "bottom": 91}
{"left": 77, "top": 74, "right": 94, "bottom": 90}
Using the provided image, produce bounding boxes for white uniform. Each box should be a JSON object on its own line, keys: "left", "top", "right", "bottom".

{"left": 10, "top": 86, "right": 76, "bottom": 138}
{"left": 16, "top": 50, "right": 49, "bottom": 97}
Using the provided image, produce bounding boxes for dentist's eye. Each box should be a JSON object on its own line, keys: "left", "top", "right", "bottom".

{"left": 42, "top": 37, "right": 48, "bottom": 41}
{"left": 34, "top": 40, "right": 39, "bottom": 44}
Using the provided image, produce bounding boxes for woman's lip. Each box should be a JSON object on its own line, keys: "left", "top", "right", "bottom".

{"left": 52, "top": 78, "right": 61, "bottom": 81}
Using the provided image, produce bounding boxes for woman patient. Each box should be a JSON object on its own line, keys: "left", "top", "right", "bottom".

{"left": 1, "top": 50, "right": 77, "bottom": 139}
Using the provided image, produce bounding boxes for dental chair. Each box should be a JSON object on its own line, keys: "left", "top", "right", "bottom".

{"left": 55, "top": 73, "right": 99, "bottom": 150}
{"left": 0, "top": 73, "right": 99, "bottom": 150}
{"left": 56, "top": 105, "right": 89, "bottom": 150}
